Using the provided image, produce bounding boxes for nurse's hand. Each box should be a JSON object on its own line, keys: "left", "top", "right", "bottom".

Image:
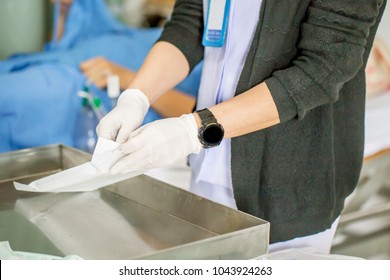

{"left": 96, "top": 89, "right": 149, "bottom": 143}
{"left": 110, "top": 114, "right": 202, "bottom": 174}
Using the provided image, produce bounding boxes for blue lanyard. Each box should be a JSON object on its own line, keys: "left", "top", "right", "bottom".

{"left": 202, "top": 0, "right": 231, "bottom": 47}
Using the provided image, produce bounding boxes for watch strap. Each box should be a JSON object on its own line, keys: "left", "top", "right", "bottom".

{"left": 197, "top": 108, "right": 218, "bottom": 126}
{"left": 196, "top": 108, "right": 224, "bottom": 148}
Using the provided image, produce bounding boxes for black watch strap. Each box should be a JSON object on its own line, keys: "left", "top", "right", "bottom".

{"left": 197, "top": 108, "right": 218, "bottom": 126}
{"left": 196, "top": 108, "right": 224, "bottom": 148}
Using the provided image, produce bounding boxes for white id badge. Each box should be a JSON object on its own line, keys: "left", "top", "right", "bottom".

{"left": 202, "top": 0, "right": 230, "bottom": 47}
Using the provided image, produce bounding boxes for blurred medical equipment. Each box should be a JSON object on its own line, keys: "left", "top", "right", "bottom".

{"left": 107, "top": 75, "right": 120, "bottom": 107}
{"left": 76, "top": 74, "right": 120, "bottom": 152}
{"left": 73, "top": 97, "right": 99, "bottom": 153}
{"left": 73, "top": 87, "right": 107, "bottom": 153}
{"left": 77, "top": 86, "right": 106, "bottom": 120}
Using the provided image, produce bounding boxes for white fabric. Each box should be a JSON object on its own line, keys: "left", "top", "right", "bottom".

{"left": 96, "top": 88, "right": 150, "bottom": 143}
{"left": 259, "top": 246, "right": 362, "bottom": 260}
{"left": 111, "top": 114, "right": 202, "bottom": 174}
{"left": 269, "top": 217, "right": 340, "bottom": 254}
{"left": 13, "top": 137, "right": 143, "bottom": 192}
{"left": 189, "top": 0, "right": 262, "bottom": 207}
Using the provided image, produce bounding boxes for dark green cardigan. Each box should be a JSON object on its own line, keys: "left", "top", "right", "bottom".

{"left": 158, "top": 0, "right": 387, "bottom": 243}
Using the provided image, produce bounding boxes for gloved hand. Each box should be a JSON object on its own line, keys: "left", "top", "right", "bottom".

{"left": 110, "top": 114, "right": 202, "bottom": 174}
{"left": 96, "top": 89, "right": 149, "bottom": 143}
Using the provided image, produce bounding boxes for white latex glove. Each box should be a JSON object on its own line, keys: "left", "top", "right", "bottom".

{"left": 110, "top": 114, "right": 202, "bottom": 174}
{"left": 96, "top": 89, "right": 149, "bottom": 143}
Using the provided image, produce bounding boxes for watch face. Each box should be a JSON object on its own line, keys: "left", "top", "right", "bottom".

{"left": 203, "top": 123, "right": 224, "bottom": 145}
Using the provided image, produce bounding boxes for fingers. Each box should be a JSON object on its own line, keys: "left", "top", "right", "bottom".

{"left": 96, "top": 112, "right": 143, "bottom": 144}
{"left": 111, "top": 149, "right": 150, "bottom": 174}
{"left": 80, "top": 56, "right": 105, "bottom": 70}
{"left": 80, "top": 57, "right": 111, "bottom": 88}
{"left": 111, "top": 133, "right": 148, "bottom": 174}
{"left": 96, "top": 115, "right": 121, "bottom": 141}
{"left": 118, "top": 128, "right": 145, "bottom": 153}
{"left": 96, "top": 123, "right": 116, "bottom": 141}
{"left": 96, "top": 89, "right": 149, "bottom": 144}
{"left": 115, "top": 122, "right": 141, "bottom": 144}
{"left": 92, "top": 75, "right": 109, "bottom": 89}
{"left": 84, "top": 68, "right": 111, "bottom": 88}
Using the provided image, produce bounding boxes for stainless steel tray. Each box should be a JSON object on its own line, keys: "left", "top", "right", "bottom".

{"left": 0, "top": 145, "right": 269, "bottom": 259}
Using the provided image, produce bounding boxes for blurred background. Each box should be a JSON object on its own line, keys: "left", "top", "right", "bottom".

{"left": 0, "top": 0, "right": 177, "bottom": 59}
{"left": 1, "top": 0, "right": 389, "bottom": 58}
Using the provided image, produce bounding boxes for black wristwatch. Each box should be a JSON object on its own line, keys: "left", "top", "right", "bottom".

{"left": 196, "top": 108, "right": 224, "bottom": 149}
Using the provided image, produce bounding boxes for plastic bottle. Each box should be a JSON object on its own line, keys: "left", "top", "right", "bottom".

{"left": 107, "top": 74, "right": 120, "bottom": 108}
{"left": 73, "top": 97, "right": 100, "bottom": 153}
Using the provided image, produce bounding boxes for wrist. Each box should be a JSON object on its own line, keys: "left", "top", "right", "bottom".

{"left": 119, "top": 88, "right": 149, "bottom": 104}
{"left": 195, "top": 108, "right": 224, "bottom": 149}
{"left": 118, "top": 88, "right": 150, "bottom": 115}
{"left": 192, "top": 112, "right": 202, "bottom": 129}
{"left": 180, "top": 114, "right": 202, "bottom": 154}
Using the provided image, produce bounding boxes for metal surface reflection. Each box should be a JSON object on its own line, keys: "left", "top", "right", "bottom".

{"left": 0, "top": 145, "right": 269, "bottom": 259}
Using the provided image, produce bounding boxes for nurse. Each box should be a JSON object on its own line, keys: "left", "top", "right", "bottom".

{"left": 97, "top": 0, "right": 386, "bottom": 253}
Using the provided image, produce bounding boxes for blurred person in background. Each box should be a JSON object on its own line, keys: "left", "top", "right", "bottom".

{"left": 0, "top": 0, "right": 201, "bottom": 152}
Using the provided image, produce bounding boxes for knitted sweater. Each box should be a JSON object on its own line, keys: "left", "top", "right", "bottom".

{"left": 158, "top": 0, "right": 387, "bottom": 243}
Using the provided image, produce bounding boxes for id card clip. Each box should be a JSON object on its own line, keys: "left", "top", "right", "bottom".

{"left": 202, "top": 0, "right": 231, "bottom": 48}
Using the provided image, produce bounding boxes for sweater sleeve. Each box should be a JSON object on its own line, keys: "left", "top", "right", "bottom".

{"left": 157, "top": 0, "right": 204, "bottom": 71}
{"left": 265, "top": 0, "right": 385, "bottom": 122}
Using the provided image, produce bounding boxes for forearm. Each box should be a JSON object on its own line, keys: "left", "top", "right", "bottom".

{"left": 153, "top": 90, "right": 195, "bottom": 118}
{"left": 53, "top": 0, "right": 72, "bottom": 42}
{"left": 128, "top": 41, "right": 191, "bottom": 104}
{"left": 194, "top": 82, "right": 280, "bottom": 139}
{"left": 265, "top": 0, "right": 383, "bottom": 123}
